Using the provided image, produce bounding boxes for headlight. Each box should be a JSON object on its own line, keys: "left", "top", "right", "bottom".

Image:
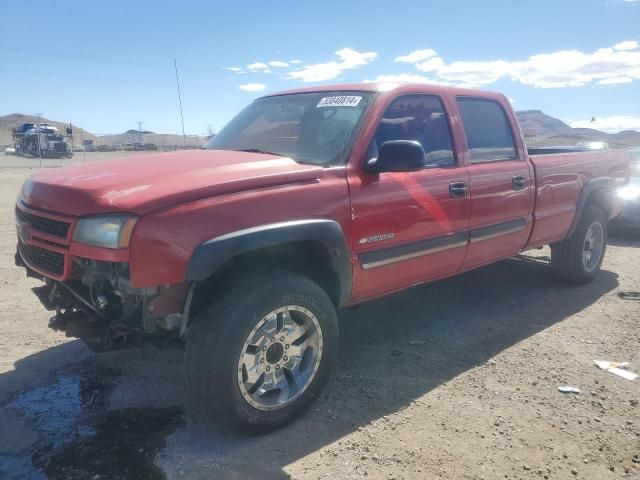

{"left": 72, "top": 214, "right": 138, "bottom": 249}
{"left": 617, "top": 185, "right": 640, "bottom": 201}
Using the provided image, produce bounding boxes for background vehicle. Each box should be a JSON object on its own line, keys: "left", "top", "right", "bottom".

{"left": 12, "top": 123, "right": 73, "bottom": 158}
{"left": 612, "top": 147, "right": 640, "bottom": 228}
{"left": 4, "top": 146, "right": 16, "bottom": 155}
{"left": 14, "top": 83, "right": 630, "bottom": 432}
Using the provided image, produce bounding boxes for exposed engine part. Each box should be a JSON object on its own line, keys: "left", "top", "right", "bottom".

{"left": 22, "top": 253, "right": 191, "bottom": 352}
{"left": 156, "top": 313, "right": 183, "bottom": 331}
{"left": 95, "top": 294, "right": 109, "bottom": 310}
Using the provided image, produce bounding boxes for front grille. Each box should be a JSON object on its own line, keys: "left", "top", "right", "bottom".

{"left": 16, "top": 207, "right": 70, "bottom": 238}
{"left": 19, "top": 242, "right": 65, "bottom": 276}
{"left": 54, "top": 143, "right": 66, "bottom": 152}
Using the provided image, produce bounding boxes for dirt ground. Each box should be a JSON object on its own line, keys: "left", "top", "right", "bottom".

{"left": 0, "top": 150, "right": 160, "bottom": 169}
{"left": 0, "top": 164, "right": 639, "bottom": 480}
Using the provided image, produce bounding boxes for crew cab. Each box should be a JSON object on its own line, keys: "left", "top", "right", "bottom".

{"left": 14, "top": 83, "right": 630, "bottom": 432}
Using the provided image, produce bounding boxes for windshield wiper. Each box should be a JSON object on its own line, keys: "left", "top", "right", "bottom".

{"left": 235, "top": 148, "right": 284, "bottom": 157}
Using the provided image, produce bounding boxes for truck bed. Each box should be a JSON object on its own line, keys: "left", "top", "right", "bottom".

{"left": 526, "top": 150, "right": 629, "bottom": 248}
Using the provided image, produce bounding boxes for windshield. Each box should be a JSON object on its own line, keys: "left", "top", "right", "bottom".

{"left": 206, "top": 91, "right": 374, "bottom": 165}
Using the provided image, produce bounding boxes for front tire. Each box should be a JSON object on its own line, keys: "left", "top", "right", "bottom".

{"left": 185, "top": 270, "right": 338, "bottom": 433}
{"left": 551, "top": 206, "right": 607, "bottom": 284}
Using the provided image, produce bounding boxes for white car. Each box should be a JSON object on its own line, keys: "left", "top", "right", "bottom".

{"left": 4, "top": 147, "right": 16, "bottom": 155}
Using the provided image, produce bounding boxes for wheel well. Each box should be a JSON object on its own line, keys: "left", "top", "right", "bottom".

{"left": 189, "top": 241, "right": 341, "bottom": 320}
{"left": 585, "top": 189, "right": 615, "bottom": 220}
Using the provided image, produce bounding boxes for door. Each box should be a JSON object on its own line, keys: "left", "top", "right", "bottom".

{"left": 455, "top": 97, "right": 534, "bottom": 269}
{"left": 349, "top": 94, "right": 470, "bottom": 300}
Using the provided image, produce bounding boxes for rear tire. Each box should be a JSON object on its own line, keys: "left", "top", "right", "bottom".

{"left": 185, "top": 270, "right": 338, "bottom": 433}
{"left": 551, "top": 206, "right": 607, "bottom": 284}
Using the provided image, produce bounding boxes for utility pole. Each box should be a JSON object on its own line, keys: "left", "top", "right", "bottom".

{"left": 174, "top": 58, "right": 188, "bottom": 150}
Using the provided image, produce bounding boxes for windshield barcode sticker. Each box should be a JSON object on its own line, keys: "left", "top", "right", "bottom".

{"left": 317, "top": 96, "right": 362, "bottom": 108}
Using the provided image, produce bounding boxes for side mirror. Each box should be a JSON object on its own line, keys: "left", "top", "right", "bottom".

{"left": 366, "top": 140, "right": 426, "bottom": 173}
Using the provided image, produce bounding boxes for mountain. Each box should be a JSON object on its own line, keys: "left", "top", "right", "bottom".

{"left": 516, "top": 110, "right": 572, "bottom": 136}
{"left": 97, "top": 132, "right": 205, "bottom": 148}
{"left": 0, "top": 113, "right": 206, "bottom": 148}
{"left": 124, "top": 129, "right": 155, "bottom": 135}
{"left": 515, "top": 110, "right": 640, "bottom": 149}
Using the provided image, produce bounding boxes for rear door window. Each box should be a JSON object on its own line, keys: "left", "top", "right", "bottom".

{"left": 456, "top": 97, "right": 517, "bottom": 163}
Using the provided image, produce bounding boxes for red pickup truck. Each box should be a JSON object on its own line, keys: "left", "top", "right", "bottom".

{"left": 15, "top": 83, "right": 630, "bottom": 431}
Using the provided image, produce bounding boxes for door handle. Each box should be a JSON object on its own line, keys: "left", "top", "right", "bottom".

{"left": 512, "top": 176, "right": 527, "bottom": 190}
{"left": 449, "top": 181, "right": 467, "bottom": 198}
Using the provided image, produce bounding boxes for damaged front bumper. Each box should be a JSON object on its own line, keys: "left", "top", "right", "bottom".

{"left": 15, "top": 201, "right": 192, "bottom": 352}
{"left": 15, "top": 246, "right": 191, "bottom": 353}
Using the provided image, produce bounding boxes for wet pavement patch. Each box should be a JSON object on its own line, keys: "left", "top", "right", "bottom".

{"left": 36, "top": 407, "right": 184, "bottom": 480}
{"left": 0, "top": 361, "right": 184, "bottom": 480}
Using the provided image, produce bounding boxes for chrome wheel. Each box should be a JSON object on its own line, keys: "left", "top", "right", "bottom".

{"left": 583, "top": 221, "right": 604, "bottom": 272}
{"left": 237, "top": 306, "right": 323, "bottom": 411}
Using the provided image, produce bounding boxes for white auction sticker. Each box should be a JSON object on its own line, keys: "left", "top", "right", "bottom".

{"left": 317, "top": 96, "right": 362, "bottom": 107}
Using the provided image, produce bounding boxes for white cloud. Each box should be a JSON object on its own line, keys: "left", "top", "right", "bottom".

{"left": 226, "top": 67, "right": 244, "bottom": 73}
{"left": 597, "top": 76, "right": 634, "bottom": 85}
{"left": 268, "top": 61, "right": 289, "bottom": 68}
{"left": 247, "top": 62, "right": 270, "bottom": 71}
{"left": 613, "top": 40, "right": 639, "bottom": 51}
{"left": 237, "top": 83, "right": 266, "bottom": 92}
{"left": 364, "top": 73, "right": 438, "bottom": 84}
{"left": 289, "top": 59, "right": 303, "bottom": 64}
{"left": 394, "top": 49, "right": 437, "bottom": 63}
{"left": 569, "top": 115, "right": 640, "bottom": 133}
{"left": 386, "top": 40, "right": 640, "bottom": 88}
{"left": 415, "top": 57, "right": 445, "bottom": 72}
{"left": 287, "top": 47, "right": 378, "bottom": 82}
{"left": 437, "top": 59, "right": 513, "bottom": 87}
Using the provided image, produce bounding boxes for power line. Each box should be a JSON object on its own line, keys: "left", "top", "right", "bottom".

{"left": 0, "top": 67, "right": 236, "bottom": 90}
{"left": 2, "top": 48, "right": 229, "bottom": 75}
{"left": 174, "top": 59, "right": 188, "bottom": 150}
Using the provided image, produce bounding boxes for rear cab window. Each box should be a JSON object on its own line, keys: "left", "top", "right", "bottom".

{"left": 456, "top": 97, "right": 518, "bottom": 163}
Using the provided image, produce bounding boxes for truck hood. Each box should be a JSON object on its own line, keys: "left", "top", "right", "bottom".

{"left": 20, "top": 150, "right": 325, "bottom": 216}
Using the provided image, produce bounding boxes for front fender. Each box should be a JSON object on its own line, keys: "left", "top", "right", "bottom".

{"left": 185, "top": 219, "right": 352, "bottom": 306}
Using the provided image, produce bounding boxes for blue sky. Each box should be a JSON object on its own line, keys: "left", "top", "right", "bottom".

{"left": 1, "top": 0, "right": 639, "bottom": 135}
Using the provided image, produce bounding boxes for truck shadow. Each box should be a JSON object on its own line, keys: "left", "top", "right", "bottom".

{"left": 0, "top": 256, "right": 619, "bottom": 479}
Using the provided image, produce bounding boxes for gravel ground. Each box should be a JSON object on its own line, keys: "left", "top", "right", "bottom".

{"left": 0, "top": 165, "right": 638, "bottom": 480}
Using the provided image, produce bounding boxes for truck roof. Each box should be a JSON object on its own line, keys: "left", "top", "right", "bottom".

{"left": 263, "top": 82, "right": 508, "bottom": 102}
